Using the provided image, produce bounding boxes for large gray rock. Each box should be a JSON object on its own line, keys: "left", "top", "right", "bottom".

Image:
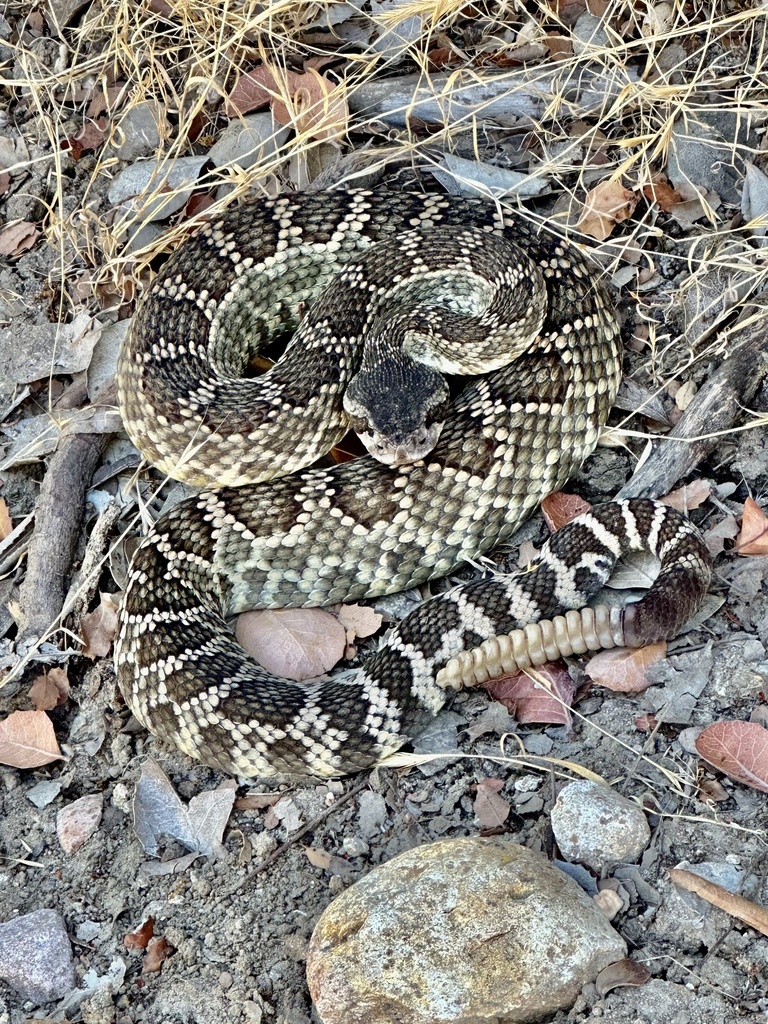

{"left": 0, "top": 908, "right": 75, "bottom": 1004}
{"left": 307, "top": 836, "right": 626, "bottom": 1024}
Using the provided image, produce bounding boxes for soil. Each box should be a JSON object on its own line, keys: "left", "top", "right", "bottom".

{"left": 1, "top": 4, "right": 767, "bottom": 1023}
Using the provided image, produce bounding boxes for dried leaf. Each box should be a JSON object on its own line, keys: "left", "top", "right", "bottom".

{"left": 336, "top": 604, "right": 382, "bottom": 640}
{"left": 541, "top": 491, "right": 591, "bottom": 532}
{"left": 0, "top": 221, "right": 40, "bottom": 257}
{"left": 485, "top": 664, "right": 574, "bottom": 726}
{"left": 264, "top": 794, "right": 302, "bottom": 833}
{"left": 669, "top": 867, "right": 768, "bottom": 937}
{"left": 703, "top": 515, "right": 739, "bottom": 557}
{"left": 465, "top": 701, "right": 517, "bottom": 741}
{"left": 661, "top": 479, "right": 711, "bottom": 512}
{"left": 80, "top": 592, "right": 119, "bottom": 658}
{"left": 124, "top": 918, "right": 155, "bottom": 951}
{"left": 236, "top": 607, "right": 346, "bottom": 681}
{"left": 56, "top": 794, "right": 103, "bottom": 854}
{"left": 596, "top": 958, "right": 651, "bottom": 995}
{"left": 273, "top": 68, "right": 348, "bottom": 143}
{"left": 473, "top": 778, "right": 511, "bottom": 830}
{"left": 578, "top": 181, "right": 639, "bottom": 241}
{"left": 697, "top": 777, "right": 729, "bottom": 803}
{"left": 585, "top": 643, "right": 667, "bottom": 693}
{"left": 303, "top": 846, "right": 356, "bottom": 878}
{"left": 695, "top": 720, "right": 768, "bottom": 793}
{"left": 736, "top": 498, "right": 768, "bottom": 555}
{"left": 28, "top": 667, "right": 70, "bottom": 711}
{"left": 63, "top": 117, "right": 108, "bottom": 159}
{"left": 0, "top": 498, "right": 12, "bottom": 540}
{"left": 226, "top": 65, "right": 302, "bottom": 116}
{"left": 0, "top": 710, "right": 63, "bottom": 768}
{"left": 142, "top": 936, "right": 175, "bottom": 973}
{"left": 234, "top": 792, "right": 281, "bottom": 811}
{"left": 642, "top": 179, "right": 683, "bottom": 212}
{"left": 132, "top": 757, "right": 236, "bottom": 857}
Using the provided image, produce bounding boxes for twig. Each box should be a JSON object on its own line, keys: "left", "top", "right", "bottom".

{"left": 618, "top": 305, "right": 768, "bottom": 499}
{"left": 213, "top": 775, "right": 370, "bottom": 904}
{"left": 17, "top": 432, "right": 109, "bottom": 642}
{"left": 669, "top": 867, "right": 768, "bottom": 937}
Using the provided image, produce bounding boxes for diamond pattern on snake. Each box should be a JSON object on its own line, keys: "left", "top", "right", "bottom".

{"left": 114, "top": 190, "right": 711, "bottom": 777}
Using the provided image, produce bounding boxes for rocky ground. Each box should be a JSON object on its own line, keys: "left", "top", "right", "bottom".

{"left": 0, "top": 2, "right": 767, "bottom": 1022}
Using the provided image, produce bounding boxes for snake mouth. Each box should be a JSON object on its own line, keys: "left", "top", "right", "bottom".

{"left": 357, "top": 422, "right": 445, "bottom": 466}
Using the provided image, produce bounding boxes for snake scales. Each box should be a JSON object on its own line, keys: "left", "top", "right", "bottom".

{"left": 114, "top": 190, "right": 711, "bottom": 777}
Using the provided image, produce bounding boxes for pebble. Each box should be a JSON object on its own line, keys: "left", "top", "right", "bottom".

{"left": 208, "top": 112, "right": 290, "bottom": 171}
{"left": 307, "top": 836, "right": 626, "bottom": 1024}
{"left": 57, "top": 793, "right": 103, "bottom": 854}
{"left": 0, "top": 909, "right": 75, "bottom": 1004}
{"left": 110, "top": 100, "right": 170, "bottom": 161}
{"left": 550, "top": 781, "right": 650, "bottom": 871}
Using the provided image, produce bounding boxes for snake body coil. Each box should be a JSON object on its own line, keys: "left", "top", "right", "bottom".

{"left": 114, "top": 191, "right": 711, "bottom": 777}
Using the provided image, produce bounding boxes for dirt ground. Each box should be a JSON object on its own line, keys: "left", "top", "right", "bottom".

{"left": 1, "top": 2, "right": 768, "bottom": 1023}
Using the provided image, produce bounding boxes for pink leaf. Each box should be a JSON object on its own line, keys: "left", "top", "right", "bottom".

{"left": 695, "top": 720, "right": 768, "bottom": 793}
{"left": 236, "top": 608, "right": 346, "bottom": 681}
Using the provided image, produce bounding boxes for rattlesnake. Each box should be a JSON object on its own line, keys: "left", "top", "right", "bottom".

{"left": 114, "top": 190, "right": 711, "bottom": 777}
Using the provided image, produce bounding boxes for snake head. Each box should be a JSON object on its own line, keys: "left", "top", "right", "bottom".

{"left": 343, "top": 350, "right": 450, "bottom": 467}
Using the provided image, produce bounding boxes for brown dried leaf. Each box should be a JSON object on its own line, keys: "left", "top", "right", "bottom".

{"left": 234, "top": 792, "right": 281, "bottom": 811}
{"left": 473, "top": 778, "right": 511, "bottom": 830}
{"left": 0, "top": 710, "right": 62, "bottom": 768}
{"left": 736, "top": 498, "right": 768, "bottom": 555}
{"left": 661, "top": 478, "right": 711, "bottom": 512}
{"left": 276, "top": 68, "right": 348, "bottom": 143}
{"left": 28, "top": 667, "right": 70, "bottom": 711}
{"left": 142, "top": 935, "right": 175, "bottom": 973}
{"left": 63, "top": 117, "right": 108, "bottom": 159}
{"left": 485, "top": 664, "right": 574, "bottom": 726}
{"left": 226, "top": 65, "right": 301, "bottom": 116}
{"left": 236, "top": 607, "right": 345, "bottom": 681}
{"left": 596, "top": 958, "right": 651, "bottom": 995}
{"left": 642, "top": 179, "right": 683, "bottom": 212}
{"left": 695, "top": 720, "right": 768, "bottom": 793}
{"left": 303, "top": 846, "right": 355, "bottom": 877}
{"left": 124, "top": 917, "right": 155, "bottom": 951}
{"left": 80, "top": 592, "right": 119, "bottom": 658}
{"left": 0, "top": 498, "right": 12, "bottom": 540}
{"left": 0, "top": 221, "right": 40, "bottom": 257}
{"left": 585, "top": 643, "right": 667, "bottom": 693}
{"left": 541, "top": 491, "right": 591, "bottom": 532}
{"left": 578, "top": 181, "right": 639, "bottom": 241}
{"left": 697, "top": 777, "right": 729, "bottom": 803}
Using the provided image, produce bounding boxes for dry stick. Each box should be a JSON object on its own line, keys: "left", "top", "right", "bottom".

{"left": 617, "top": 307, "right": 768, "bottom": 500}
{"left": 17, "top": 432, "right": 109, "bottom": 643}
{"left": 669, "top": 867, "right": 768, "bottom": 937}
{"left": 213, "top": 775, "right": 371, "bottom": 901}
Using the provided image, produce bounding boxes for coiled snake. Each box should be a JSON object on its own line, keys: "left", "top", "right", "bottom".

{"left": 114, "top": 190, "right": 712, "bottom": 777}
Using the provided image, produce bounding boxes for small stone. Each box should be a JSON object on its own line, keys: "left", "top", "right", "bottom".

{"left": 57, "top": 793, "right": 103, "bottom": 854}
{"left": 0, "top": 909, "right": 75, "bottom": 1004}
{"left": 356, "top": 791, "right": 387, "bottom": 838}
{"left": 110, "top": 100, "right": 169, "bottom": 161}
{"left": 307, "top": 836, "right": 626, "bottom": 1024}
{"left": 208, "top": 112, "right": 290, "bottom": 171}
{"left": 550, "top": 781, "right": 650, "bottom": 870}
